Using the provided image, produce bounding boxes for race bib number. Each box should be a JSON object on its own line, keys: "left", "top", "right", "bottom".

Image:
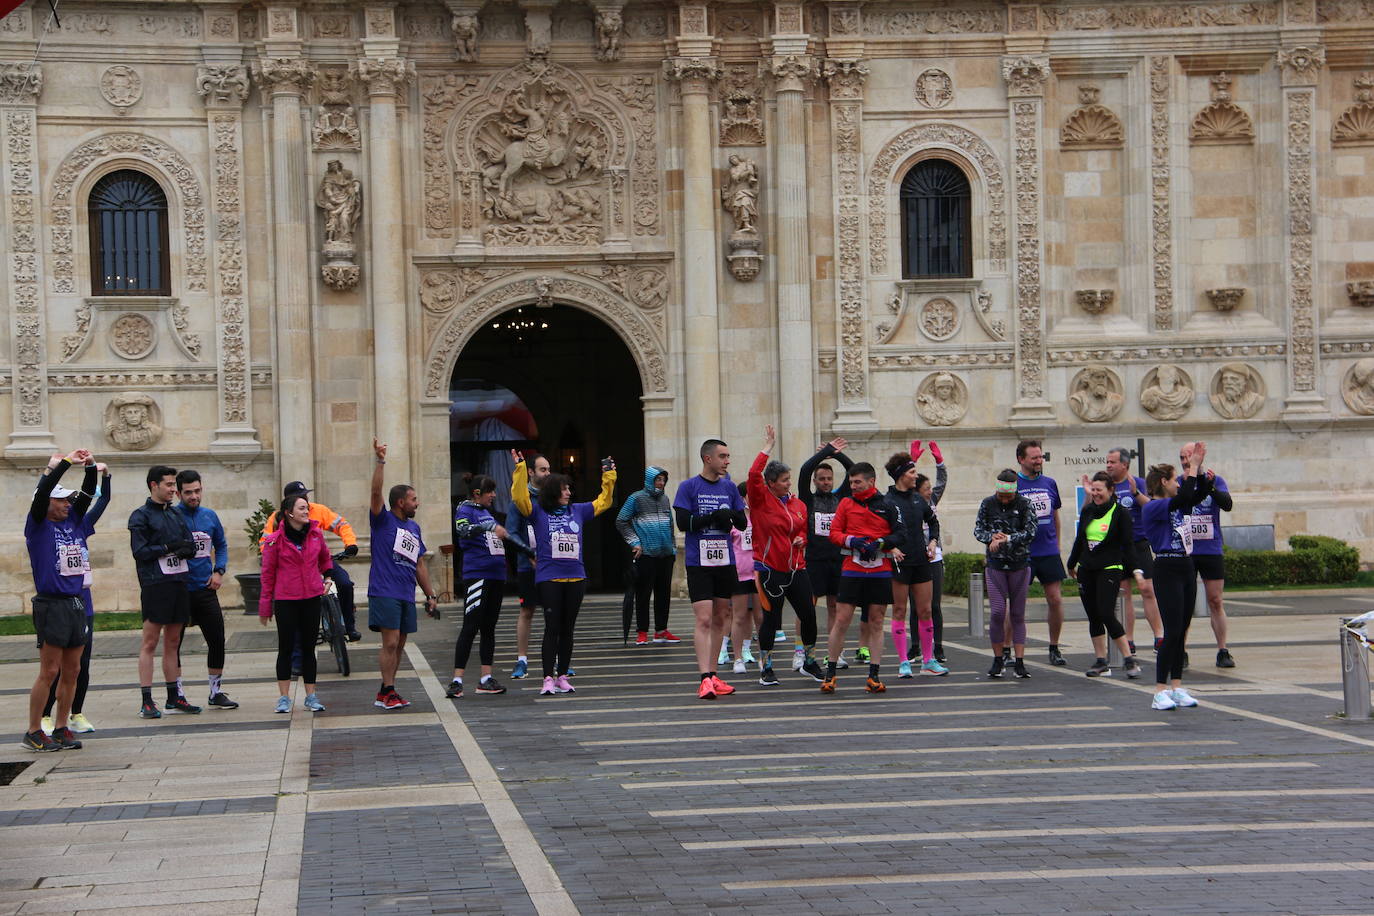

{"left": 1190, "top": 516, "right": 1215, "bottom": 541}
{"left": 193, "top": 531, "right": 213, "bottom": 559}
{"left": 552, "top": 531, "right": 580, "bottom": 560}
{"left": 853, "top": 553, "right": 883, "bottom": 569}
{"left": 1175, "top": 521, "right": 1194, "bottom": 555}
{"left": 58, "top": 544, "right": 85, "bottom": 577}
{"left": 742, "top": 528, "right": 753, "bottom": 550}
{"left": 485, "top": 532, "right": 506, "bottom": 556}
{"left": 814, "top": 513, "right": 834, "bottom": 536}
{"left": 700, "top": 538, "right": 729, "bottom": 566}
{"left": 393, "top": 528, "right": 421, "bottom": 564}
{"left": 1028, "top": 491, "right": 1053, "bottom": 519}
{"left": 158, "top": 553, "right": 187, "bottom": 576}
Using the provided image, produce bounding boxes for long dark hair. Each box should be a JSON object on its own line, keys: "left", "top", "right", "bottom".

{"left": 537, "top": 473, "right": 572, "bottom": 512}
{"left": 276, "top": 494, "right": 308, "bottom": 530}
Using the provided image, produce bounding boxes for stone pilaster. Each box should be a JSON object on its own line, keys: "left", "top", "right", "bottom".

{"left": 822, "top": 58, "right": 876, "bottom": 433}
{"left": 666, "top": 54, "right": 723, "bottom": 446}
{"left": 254, "top": 56, "right": 318, "bottom": 478}
{"left": 1149, "top": 55, "right": 1177, "bottom": 332}
{"left": 1, "top": 63, "right": 56, "bottom": 459}
{"left": 1003, "top": 56, "right": 1055, "bottom": 423}
{"left": 1277, "top": 44, "right": 1328, "bottom": 425}
{"left": 354, "top": 53, "right": 417, "bottom": 477}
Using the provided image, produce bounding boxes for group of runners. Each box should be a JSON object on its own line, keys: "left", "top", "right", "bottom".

{"left": 21, "top": 428, "right": 1237, "bottom": 750}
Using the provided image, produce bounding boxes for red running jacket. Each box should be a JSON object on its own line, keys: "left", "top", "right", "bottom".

{"left": 746, "top": 451, "right": 807, "bottom": 571}
{"left": 828, "top": 486, "right": 906, "bottom": 576}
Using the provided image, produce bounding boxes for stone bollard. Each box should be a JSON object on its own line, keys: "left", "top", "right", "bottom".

{"left": 1340, "top": 618, "right": 1372, "bottom": 720}
{"left": 1108, "top": 594, "right": 1125, "bottom": 667}
{"left": 968, "top": 572, "right": 984, "bottom": 639}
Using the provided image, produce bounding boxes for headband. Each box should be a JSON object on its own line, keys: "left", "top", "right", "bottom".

{"left": 995, "top": 479, "right": 1018, "bottom": 494}
{"left": 888, "top": 459, "right": 916, "bottom": 481}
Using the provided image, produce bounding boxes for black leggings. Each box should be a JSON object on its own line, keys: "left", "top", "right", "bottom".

{"left": 45, "top": 621, "right": 92, "bottom": 717}
{"left": 1077, "top": 568, "right": 1126, "bottom": 640}
{"left": 274, "top": 597, "right": 321, "bottom": 683}
{"left": 1153, "top": 556, "right": 1196, "bottom": 684}
{"left": 178, "top": 589, "right": 226, "bottom": 672}
{"left": 538, "top": 580, "right": 586, "bottom": 678}
{"left": 757, "top": 567, "right": 817, "bottom": 653}
{"left": 633, "top": 554, "right": 675, "bottom": 633}
{"left": 455, "top": 578, "right": 503, "bottom": 670}
{"left": 930, "top": 560, "right": 945, "bottom": 654}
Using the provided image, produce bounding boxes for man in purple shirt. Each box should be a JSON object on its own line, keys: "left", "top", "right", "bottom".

{"left": 1015, "top": 440, "right": 1068, "bottom": 667}
{"left": 1181, "top": 445, "right": 1236, "bottom": 668}
{"left": 1106, "top": 447, "right": 1164, "bottom": 652}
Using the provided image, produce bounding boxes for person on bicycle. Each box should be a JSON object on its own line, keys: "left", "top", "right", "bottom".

{"left": 259, "top": 493, "right": 332, "bottom": 713}
{"left": 263, "top": 481, "right": 361, "bottom": 642}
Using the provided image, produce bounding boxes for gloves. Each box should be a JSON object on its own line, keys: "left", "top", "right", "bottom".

{"left": 342, "top": 544, "right": 358, "bottom": 559}
{"left": 928, "top": 441, "right": 944, "bottom": 464}
{"left": 709, "top": 507, "right": 735, "bottom": 529}
{"left": 909, "top": 440, "right": 925, "bottom": 462}
{"left": 173, "top": 539, "right": 197, "bottom": 559}
{"left": 850, "top": 536, "right": 878, "bottom": 561}
{"left": 731, "top": 510, "right": 748, "bottom": 531}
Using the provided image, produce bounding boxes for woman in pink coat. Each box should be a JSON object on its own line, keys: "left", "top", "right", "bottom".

{"left": 260, "top": 494, "right": 333, "bottom": 712}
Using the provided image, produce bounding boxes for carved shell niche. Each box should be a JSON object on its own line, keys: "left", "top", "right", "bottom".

{"left": 1060, "top": 105, "right": 1123, "bottom": 149}
{"left": 1190, "top": 101, "right": 1254, "bottom": 145}
{"left": 1333, "top": 103, "right": 1374, "bottom": 146}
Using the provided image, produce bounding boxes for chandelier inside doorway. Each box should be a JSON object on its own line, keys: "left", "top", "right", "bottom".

{"left": 488, "top": 307, "right": 549, "bottom": 358}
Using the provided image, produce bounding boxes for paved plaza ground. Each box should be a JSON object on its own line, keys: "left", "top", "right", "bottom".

{"left": 0, "top": 590, "right": 1372, "bottom": 915}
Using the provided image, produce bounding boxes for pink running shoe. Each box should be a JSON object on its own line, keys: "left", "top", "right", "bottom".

{"left": 539, "top": 677, "right": 556, "bottom": 696}
{"left": 554, "top": 675, "right": 575, "bottom": 694}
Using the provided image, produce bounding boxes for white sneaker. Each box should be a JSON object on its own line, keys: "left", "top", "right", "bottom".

{"left": 40, "top": 716, "right": 53, "bottom": 734}
{"left": 791, "top": 649, "right": 805, "bottom": 671}
{"left": 732, "top": 658, "right": 747, "bottom": 675}
{"left": 1171, "top": 687, "right": 1199, "bottom": 707}
{"left": 1151, "top": 689, "right": 1178, "bottom": 710}
{"left": 836, "top": 652, "right": 850, "bottom": 670}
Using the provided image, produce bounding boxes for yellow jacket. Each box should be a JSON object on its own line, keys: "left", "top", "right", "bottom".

{"left": 512, "top": 463, "right": 616, "bottom": 517}
{"left": 262, "top": 502, "right": 358, "bottom": 547}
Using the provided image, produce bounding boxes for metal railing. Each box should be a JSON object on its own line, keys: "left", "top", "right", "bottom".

{"left": 1340, "top": 617, "right": 1371, "bottom": 720}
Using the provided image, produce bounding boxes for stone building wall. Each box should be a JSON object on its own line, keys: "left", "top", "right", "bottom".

{"left": 0, "top": 0, "right": 1371, "bottom": 611}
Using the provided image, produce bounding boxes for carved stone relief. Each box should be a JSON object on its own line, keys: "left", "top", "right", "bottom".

{"left": 109, "top": 313, "right": 156, "bottom": 359}
{"left": 312, "top": 69, "right": 360, "bottom": 151}
{"left": 722, "top": 155, "right": 761, "bottom": 281}
{"left": 312, "top": 12, "right": 352, "bottom": 39}
{"left": 1060, "top": 86, "right": 1123, "bottom": 148}
{"left": 863, "top": 8, "right": 1003, "bottom": 34}
{"left": 719, "top": 64, "right": 765, "bottom": 146}
{"left": 316, "top": 160, "right": 362, "bottom": 291}
{"left": 1076, "top": 289, "right": 1114, "bottom": 315}
{"left": 823, "top": 59, "right": 872, "bottom": 409}
{"left": 421, "top": 74, "right": 483, "bottom": 237}
{"left": 1067, "top": 366, "right": 1125, "bottom": 422}
{"left": 1341, "top": 358, "right": 1374, "bottom": 415}
{"left": 1284, "top": 75, "right": 1319, "bottom": 396}
{"left": 451, "top": 13, "right": 479, "bottom": 61}
{"left": 1149, "top": 57, "right": 1174, "bottom": 331}
{"left": 1332, "top": 72, "right": 1374, "bottom": 146}
{"left": 1190, "top": 73, "right": 1254, "bottom": 144}
{"left": 623, "top": 8, "right": 668, "bottom": 38}
{"left": 629, "top": 267, "right": 669, "bottom": 310}
{"left": 103, "top": 392, "right": 163, "bottom": 451}
{"left": 595, "top": 9, "right": 624, "bottom": 62}
{"left": 918, "top": 297, "right": 959, "bottom": 341}
{"left": 1006, "top": 58, "right": 1050, "bottom": 409}
{"left": 1348, "top": 281, "right": 1374, "bottom": 308}
{"left": 207, "top": 106, "right": 252, "bottom": 429}
{"left": 1206, "top": 287, "right": 1245, "bottom": 311}
{"left": 914, "top": 69, "right": 953, "bottom": 109}
{"left": 1140, "top": 364, "right": 1195, "bottom": 420}
{"left": 100, "top": 66, "right": 143, "bottom": 111}
{"left": 915, "top": 372, "right": 968, "bottom": 427}
{"left": 1319, "top": 1, "right": 1374, "bottom": 22}
{"left": 1210, "top": 363, "right": 1266, "bottom": 419}
{"left": 0, "top": 62, "right": 42, "bottom": 103}
{"left": 197, "top": 66, "right": 250, "bottom": 106}
{"left": 1042, "top": 2, "right": 1277, "bottom": 29}
{"left": 3, "top": 69, "right": 49, "bottom": 437}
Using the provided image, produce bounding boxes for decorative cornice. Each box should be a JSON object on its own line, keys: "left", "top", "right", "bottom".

{"left": 352, "top": 57, "right": 415, "bottom": 97}
{"left": 252, "top": 58, "right": 315, "bottom": 97}
{"left": 0, "top": 63, "right": 42, "bottom": 104}
{"left": 196, "top": 65, "right": 250, "bottom": 107}
{"left": 821, "top": 58, "right": 868, "bottom": 99}
{"left": 1001, "top": 56, "right": 1050, "bottom": 98}
{"left": 1276, "top": 45, "right": 1325, "bottom": 86}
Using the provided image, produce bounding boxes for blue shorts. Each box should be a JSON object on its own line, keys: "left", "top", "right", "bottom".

{"left": 368, "top": 595, "right": 418, "bottom": 634}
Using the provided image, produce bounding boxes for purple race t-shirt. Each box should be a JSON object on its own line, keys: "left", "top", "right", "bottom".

{"left": 24, "top": 513, "right": 87, "bottom": 598}
{"left": 1112, "top": 476, "right": 1149, "bottom": 540}
{"left": 673, "top": 474, "right": 744, "bottom": 567}
{"left": 1016, "top": 473, "right": 1062, "bottom": 558}
{"left": 529, "top": 502, "right": 597, "bottom": 584}
{"left": 1189, "top": 475, "right": 1228, "bottom": 556}
{"left": 368, "top": 509, "right": 426, "bottom": 602}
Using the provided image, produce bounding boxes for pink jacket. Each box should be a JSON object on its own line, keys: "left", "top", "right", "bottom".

{"left": 259, "top": 520, "right": 332, "bottom": 617}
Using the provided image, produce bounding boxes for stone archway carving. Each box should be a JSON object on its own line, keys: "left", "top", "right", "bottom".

{"left": 423, "top": 274, "right": 668, "bottom": 399}
{"left": 866, "top": 123, "right": 1006, "bottom": 275}
{"left": 48, "top": 132, "right": 206, "bottom": 295}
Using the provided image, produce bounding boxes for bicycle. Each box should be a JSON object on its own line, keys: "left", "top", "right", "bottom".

{"left": 318, "top": 577, "right": 351, "bottom": 677}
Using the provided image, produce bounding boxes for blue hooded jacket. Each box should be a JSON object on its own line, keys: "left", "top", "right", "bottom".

{"left": 615, "top": 466, "right": 675, "bottom": 557}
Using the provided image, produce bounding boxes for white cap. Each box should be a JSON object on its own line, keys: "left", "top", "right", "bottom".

{"left": 47, "top": 485, "right": 76, "bottom": 499}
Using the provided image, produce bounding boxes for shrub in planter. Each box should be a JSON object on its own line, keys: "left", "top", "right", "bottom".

{"left": 1223, "top": 534, "right": 1359, "bottom": 586}
{"left": 940, "top": 553, "right": 985, "bottom": 598}
{"left": 235, "top": 498, "right": 276, "bottom": 611}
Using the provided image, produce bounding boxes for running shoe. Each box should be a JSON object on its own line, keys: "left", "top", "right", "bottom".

{"left": 820, "top": 676, "right": 836, "bottom": 694}
{"left": 1086, "top": 659, "right": 1111, "bottom": 678}
{"left": 634, "top": 631, "right": 650, "bottom": 647}
{"left": 22, "top": 730, "right": 61, "bottom": 752}
{"left": 1012, "top": 659, "right": 1031, "bottom": 679}
{"left": 511, "top": 659, "right": 529, "bottom": 679}
{"left": 1048, "top": 646, "right": 1067, "bottom": 667}
{"left": 921, "top": 659, "right": 950, "bottom": 677}
{"left": 166, "top": 697, "right": 202, "bottom": 715}
{"left": 865, "top": 676, "right": 886, "bottom": 694}
{"left": 374, "top": 691, "right": 410, "bottom": 710}
{"left": 709, "top": 675, "right": 735, "bottom": 696}
{"left": 742, "top": 650, "right": 756, "bottom": 666}
{"left": 801, "top": 658, "right": 825, "bottom": 682}
{"left": 50, "top": 727, "right": 82, "bottom": 750}
{"left": 655, "top": 630, "right": 682, "bottom": 644}
{"left": 698, "top": 679, "right": 716, "bottom": 700}
{"left": 208, "top": 693, "right": 239, "bottom": 709}
{"left": 836, "top": 652, "right": 850, "bottom": 670}
{"left": 69, "top": 714, "right": 95, "bottom": 733}
{"left": 898, "top": 660, "right": 914, "bottom": 679}
{"left": 347, "top": 630, "right": 363, "bottom": 642}
{"left": 554, "top": 675, "right": 575, "bottom": 694}
{"left": 732, "top": 658, "right": 747, "bottom": 675}
{"left": 1001, "top": 647, "right": 1012, "bottom": 664}
{"left": 303, "top": 693, "right": 326, "bottom": 712}
{"left": 274, "top": 695, "right": 291, "bottom": 714}
{"left": 855, "top": 646, "right": 871, "bottom": 663}
{"left": 774, "top": 629, "right": 786, "bottom": 643}
{"left": 758, "top": 667, "right": 779, "bottom": 687}
{"left": 792, "top": 649, "right": 805, "bottom": 671}
{"left": 445, "top": 680, "right": 464, "bottom": 699}
{"left": 987, "top": 657, "right": 1005, "bottom": 679}
{"left": 1151, "top": 689, "right": 1178, "bottom": 710}
{"left": 717, "top": 642, "right": 731, "bottom": 667}
{"left": 40, "top": 716, "right": 52, "bottom": 734}
{"left": 477, "top": 677, "right": 506, "bottom": 695}
{"left": 1216, "top": 649, "right": 1236, "bottom": 668}
{"left": 139, "top": 700, "right": 162, "bottom": 719}
{"left": 1171, "top": 687, "right": 1198, "bottom": 707}
{"left": 1124, "top": 657, "right": 1143, "bottom": 679}
{"left": 935, "top": 650, "right": 947, "bottom": 664}
{"left": 540, "top": 677, "right": 556, "bottom": 696}
{"left": 566, "top": 667, "right": 576, "bottom": 677}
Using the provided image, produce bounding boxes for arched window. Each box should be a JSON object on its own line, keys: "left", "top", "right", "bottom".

{"left": 900, "top": 160, "right": 972, "bottom": 279}
{"left": 88, "top": 170, "right": 171, "bottom": 295}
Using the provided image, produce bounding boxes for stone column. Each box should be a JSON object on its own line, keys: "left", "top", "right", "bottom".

{"left": 198, "top": 58, "right": 262, "bottom": 466}
{"left": 1277, "top": 44, "right": 1328, "bottom": 425}
{"left": 255, "top": 57, "right": 317, "bottom": 477}
{"left": 354, "top": 55, "right": 416, "bottom": 477}
{"left": 666, "top": 56, "right": 723, "bottom": 447}
{"left": 1, "top": 63, "right": 57, "bottom": 459}
{"left": 1002, "top": 56, "right": 1055, "bottom": 423}
{"left": 769, "top": 53, "right": 817, "bottom": 463}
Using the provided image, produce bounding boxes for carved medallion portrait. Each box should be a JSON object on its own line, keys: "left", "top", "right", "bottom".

{"left": 103, "top": 392, "right": 163, "bottom": 451}
{"left": 1068, "top": 365, "right": 1125, "bottom": 423}
{"left": 1209, "top": 363, "right": 1265, "bottom": 419}
{"left": 1139, "top": 364, "right": 1195, "bottom": 421}
{"left": 1342, "top": 358, "right": 1374, "bottom": 416}
{"left": 915, "top": 372, "right": 968, "bottom": 427}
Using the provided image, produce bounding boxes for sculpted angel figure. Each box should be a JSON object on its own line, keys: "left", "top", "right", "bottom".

{"left": 316, "top": 160, "right": 362, "bottom": 245}
{"left": 722, "top": 154, "right": 759, "bottom": 234}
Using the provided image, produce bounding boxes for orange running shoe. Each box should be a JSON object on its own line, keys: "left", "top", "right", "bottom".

{"left": 865, "top": 676, "right": 886, "bottom": 693}
{"left": 820, "top": 677, "right": 836, "bottom": 694}
{"left": 710, "top": 675, "right": 735, "bottom": 696}
{"left": 697, "top": 679, "right": 716, "bottom": 700}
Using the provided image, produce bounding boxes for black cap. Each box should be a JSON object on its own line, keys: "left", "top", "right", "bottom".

{"left": 283, "top": 481, "right": 312, "bottom": 498}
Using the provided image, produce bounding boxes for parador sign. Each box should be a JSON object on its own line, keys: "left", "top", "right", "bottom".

{"left": 1043, "top": 439, "right": 1148, "bottom": 474}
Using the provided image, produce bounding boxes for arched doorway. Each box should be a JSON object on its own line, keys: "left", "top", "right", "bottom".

{"left": 447, "top": 304, "right": 644, "bottom": 590}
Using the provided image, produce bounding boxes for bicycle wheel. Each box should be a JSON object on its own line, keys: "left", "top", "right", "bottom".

{"left": 323, "top": 594, "right": 350, "bottom": 677}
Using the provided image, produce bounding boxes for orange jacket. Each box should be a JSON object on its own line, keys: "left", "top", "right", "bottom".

{"left": 262, "top": 502, "right": 357, "bottom": 548}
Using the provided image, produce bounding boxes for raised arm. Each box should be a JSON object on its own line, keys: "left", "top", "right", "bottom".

{"left": 85, "top": 468, "right": 113, "bottom": 529}
{"left": 510, "top": 451, "right": 532, "bottom": 516}
{"left": 591, "top": 460, "right": 617, "bottom": 516}
{"left": 1210, "top": 473, "right": 1233, "bottom": 512}
{"left": 369, "top": 437, "right": 387, "bottom": 516}
{"left": 71, "top": 457, "right": 98, "bottom": 518}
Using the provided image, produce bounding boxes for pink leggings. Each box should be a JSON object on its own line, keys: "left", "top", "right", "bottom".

{"left": 987, "top": 567, "right": 1031, "bottom": 646}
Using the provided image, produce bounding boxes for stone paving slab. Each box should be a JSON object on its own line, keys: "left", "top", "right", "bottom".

{"left": 308, "top": 724, "right": 467, "bottom": 791}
